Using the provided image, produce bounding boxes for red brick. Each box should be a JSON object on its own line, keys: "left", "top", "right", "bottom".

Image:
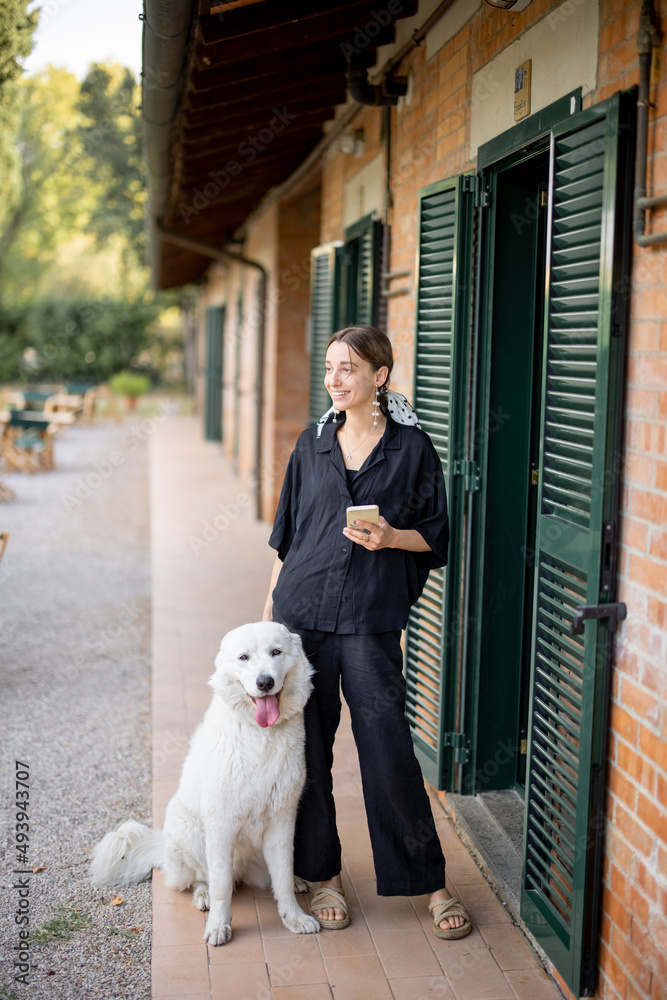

{"left": 641, "top": 286, "right": 667, "bottom": 318}
{"left": 637, "top": 791, "right": 667, "bottom": 840}
{"left": 621, "top": 676, "right": 662, "bottom": 727}
{"left": 624, "top": 453, "right": 655, "bottom": 487}
{"left": 630, "top": 488, "right": 667, "bottom": 525}
{"left": 620, "top": 517, "right": 650, "bottom": 551}
{"left": 600, "top": 13, "right": 628, "bottom": 51}
{"left": 635, "top": 356, "right": 667, "bottom": 388}
{"left": 649, "top": 911, "right": 667, "bottom": 957}
{"left": 630, "top": 422, "right": 666, "bottom": 454}
{"left": 608, "top": 763, "right": 638, "bottom": 810}
{"left": 624, "top": 385, "right": 658, "bottom": 417}
{"left": 615, "top": 800, "right": 654, "bottom": 858}
{"left": 640, "top": 725, "right": 667, "bottom": 773}
{"left": 599, "top": 940, "right": 629, "bottom": 999}
{"left": 603, "top": 886, "right": 632, "bottom": 935}
{"left": 610, "top": 922, "right": 653, "bottom": 993}
{"left": 617, "top": 739, "right": 657, "bottom": 794}
{"left": 610, "top": 701, "right": 640, "bottom": 744}
{"left": 606, "top": 826, "right": 637, "bottom": 874}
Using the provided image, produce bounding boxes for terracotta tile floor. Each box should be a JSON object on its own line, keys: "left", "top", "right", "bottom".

{"left": 149, "top": 416, "right": 563, "bottom": 1000}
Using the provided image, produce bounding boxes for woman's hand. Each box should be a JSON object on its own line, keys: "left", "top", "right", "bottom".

{"left": 343, "top": 515, "right": 397, "bottom": 551}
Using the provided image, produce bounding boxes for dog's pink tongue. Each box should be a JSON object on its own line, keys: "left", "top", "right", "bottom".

{"left": 255, "top": 695, "right": 280, "bottom": 727}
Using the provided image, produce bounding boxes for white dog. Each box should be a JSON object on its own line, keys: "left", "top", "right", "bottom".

{"left": 90, "top": 621, "right": 320, "bottom": 945}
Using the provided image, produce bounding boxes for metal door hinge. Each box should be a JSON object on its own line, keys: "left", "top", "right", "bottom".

{"left": 452, "top": 459, "right": 481, "bottom": 492}
{"left": 443, "top": 731, "right": 469, "bottom": 763}
{"left": 571, "top": 602, "right": 627, "bottom": 635}
{"left": 463, "top": 175, "right": 490, "bottom": 208}
{"left": 531, "top": 467, "right": 539, "bottom": 486}
{"left": 601, "top": 521, "right": 616, "bottom": 593}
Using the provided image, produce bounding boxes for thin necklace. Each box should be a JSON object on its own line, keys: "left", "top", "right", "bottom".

{"left": 342, "top": 425, "right": 380, "bottom": 461}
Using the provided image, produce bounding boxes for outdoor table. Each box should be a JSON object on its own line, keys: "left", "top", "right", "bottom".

{"left": 22, "top": 391, "right": 55, "bottom": 411}
{"left": 1, "top": 411, "right": 59, "bottom": 472}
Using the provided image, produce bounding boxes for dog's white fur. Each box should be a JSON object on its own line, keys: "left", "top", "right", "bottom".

{"left": 90, "top": 621, "right": 320, "bottom": 944}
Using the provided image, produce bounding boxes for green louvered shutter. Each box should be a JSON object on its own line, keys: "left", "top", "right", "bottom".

{"left": 309, "top": 243, "right": 343, "bottom": 425}
{"left": 404, "top": 176, "right": 474, "bottom": 790}
{"left": 204, "top": 305, "right": 225, "bottom": 442}
{"left": 521, "top": 92, "right": 633, "bottom": 997}
{"left": 341, "top": 213, "right": 383, "bottom": 327}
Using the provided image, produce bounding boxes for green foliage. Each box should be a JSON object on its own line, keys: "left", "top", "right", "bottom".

{"left": 0, "top": 68, "right": 88, "bottom": 300}
{"left": 30, "top": 905, "right": 92, "bottom": 943}
{"left": 0, "top": 58, "right": 181, "bottom": 386}
{"left": 0, "top": 0, "right": 38, "bottom": 233}
{"left": 0, "top": 62, "right": 151, "bottom": 305}
{"left": 110, "top": 370, "right": 151, "bottom": 398}
{"left": 76, "top": 64, "right": 146, "bottom": 257}
{"left": 0, "top": 297, "right": 161, "bottom": 384}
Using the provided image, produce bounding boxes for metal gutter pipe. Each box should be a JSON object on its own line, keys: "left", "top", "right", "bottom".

{"left": 633, "top": 0, "right": 667, "bottom": 247}
{"left": 141, "top": 0, "right": 192, "bottom": 224}
{"left": 158, "top": 227, "right": 268, "bottom": 521}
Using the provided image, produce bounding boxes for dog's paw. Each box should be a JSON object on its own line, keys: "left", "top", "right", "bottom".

{"left": 192, "top": 882, "right": 210, "bottom": 911}
{"left": 204, "top": 920, "right": 232, "bottom": 946}
{"left": 294, "top": 877, "right": 310, "bottom": 894}
{"left": 281, "top": 910, "right": 320, "bottom": 935}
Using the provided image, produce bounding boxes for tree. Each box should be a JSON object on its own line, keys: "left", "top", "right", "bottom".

{"left": 0, "top": 0, "right": 38, "bottom": 234}
{"left": 76, "top": 64, "right": 147, "bottom": 272}
{"left": 0, "top": 67, "right": 90, "bottom": 302}
{"left": 0, "top": 64, "right": 151, "bottom": 305}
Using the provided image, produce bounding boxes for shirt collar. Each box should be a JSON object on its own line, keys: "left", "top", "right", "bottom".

{"left": 316, "top": 413, "right": 402, "bottom": 453}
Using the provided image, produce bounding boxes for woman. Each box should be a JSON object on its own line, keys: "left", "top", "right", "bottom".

{"left": 262, "top": 326, "right": 471, "bottom": 939}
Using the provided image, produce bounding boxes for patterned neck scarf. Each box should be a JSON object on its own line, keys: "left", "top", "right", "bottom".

{"left": 316, "top": 390, "right": 421, "bottom": 438}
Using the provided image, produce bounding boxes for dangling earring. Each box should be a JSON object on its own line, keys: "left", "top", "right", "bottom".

{"left": 333, "top": 408, "right": 339, "bottom": 423}
{"left": 372, "top": 387, "right": 381, "bottom": 428}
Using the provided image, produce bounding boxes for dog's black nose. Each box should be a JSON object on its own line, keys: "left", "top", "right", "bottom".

{"left": 256, "top": 674, "right": 275, "bottom": 693}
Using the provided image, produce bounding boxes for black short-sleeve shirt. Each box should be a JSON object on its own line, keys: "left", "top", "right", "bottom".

{"left": 268, "top": 414, "right": 449, "bottom": 633}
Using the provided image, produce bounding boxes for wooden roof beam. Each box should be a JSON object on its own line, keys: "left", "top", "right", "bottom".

{"left": 179, "top": 128, "right": 325, "bottom": 185}
{"left": 184, "top": 69, "right": 343, "bottom": 127}
{"left": 200, "top": 0, "right": 364, "bottom": 45}
{"left": 195, "top": 2, "right": 413, "bottom": 69}
{"left": 185, "top": 59, "right": 344, "bottom": 113}
{"left": 179, "top": 94, "right": 345, "bottom": 146}
{"left": 188, "top": 42, "right": 374, "bottom": 94}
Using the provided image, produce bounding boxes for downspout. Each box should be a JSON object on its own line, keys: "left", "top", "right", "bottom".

{"left": 633, "top": 0, "right": 667, "bottom": 247}
{"left": 158, "top": 227, "right": 268, "bottom": 521}
{"left": 346, "top": 51, "right": 407, "bottom": 106}
{"left": 141, "top": 0, "right": 192, "bottom": 230}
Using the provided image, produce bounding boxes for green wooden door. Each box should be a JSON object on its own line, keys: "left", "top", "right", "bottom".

{"left": 341, "top": 213, "right": 383, "bottom": 327}
{"left": 204, "top": 305, "right": 225, "bottom": 442}
{"left": 404, "top": 176, "right": 474, "bottom": 790}
{"left": 520, "top": 91, "right": 634, "bottom": 997}
{"left": 309, "top": 243, "right": 343, "bottom": 425}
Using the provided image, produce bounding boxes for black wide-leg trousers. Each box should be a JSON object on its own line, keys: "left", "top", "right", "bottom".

{"left": 278, "top": 620, "right": 446, "bottom": 896}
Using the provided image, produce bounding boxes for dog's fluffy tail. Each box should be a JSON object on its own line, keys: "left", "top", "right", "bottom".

{"left": 90, "top": 820, "right": 164, "bottom": 886}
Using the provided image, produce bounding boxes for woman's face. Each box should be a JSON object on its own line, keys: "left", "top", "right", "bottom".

{"left": 324, "top": 341, "right": 387, "bottom": 415}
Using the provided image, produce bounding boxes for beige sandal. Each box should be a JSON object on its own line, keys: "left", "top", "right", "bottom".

{"left": 309, "top": 886, "right": 350, "bottom": 930}
{"left": 428, "top": 896, "right": 472, "bottom": 940}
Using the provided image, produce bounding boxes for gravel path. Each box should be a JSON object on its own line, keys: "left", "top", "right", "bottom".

{"left": 0, "top": 416, "right": 155, "bottom": 999}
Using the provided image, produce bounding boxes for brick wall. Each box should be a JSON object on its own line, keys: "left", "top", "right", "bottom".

{"left": 597, "top": 2, "right": 667, "bottom": 999}
{"left": 315, "top": 2, "right": 667, "bottom": 998}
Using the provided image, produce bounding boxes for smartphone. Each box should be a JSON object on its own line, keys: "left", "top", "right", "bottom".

{"left": 346, "top": 504, "right": 379, "bottom": 534}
